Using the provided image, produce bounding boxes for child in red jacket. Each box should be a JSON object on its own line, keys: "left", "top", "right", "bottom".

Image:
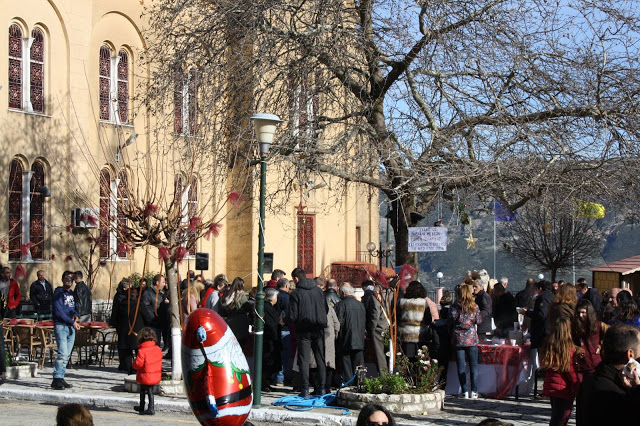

{"left": 132, "top": 327, "right": 163, "bottom": 415}
{"left": 541, "top": 317, "right": 584, "bottom": 426}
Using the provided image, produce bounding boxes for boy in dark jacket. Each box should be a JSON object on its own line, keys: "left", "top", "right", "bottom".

{"left": 51, "top": 271, "right": 81, "bottom": 390}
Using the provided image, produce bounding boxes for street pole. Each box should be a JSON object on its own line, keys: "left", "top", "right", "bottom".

{"left": 253, "top": 152, "right": 267, "bottom": 406}
{"left": 250, "top": 112, "right": 280, "bottom": 407}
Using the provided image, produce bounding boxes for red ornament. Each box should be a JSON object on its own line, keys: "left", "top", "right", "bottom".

{"left": 175, "top": 246, "right": 188, "bottom": 264}
{"left": 158, "top": 246, "right": 170, "bottom": 264}
{"left": 50, "top": 254, "right": 56, "bottom": 261}
{"left": 117, "top": 243, "right": 130, "bottom": 254}
{"left": 204, "top": 222, "right": 222, "bottom": 240}
{"left": 65, "top": 255, "right": 73, "bottom": 262}
{"left": 182, "top": 309, "right": 252, "bottom": 425}
{"left": 20, "top": 242, "right": 33, "bottom": 256}
{"left": 14, "top": 265, "right": 26, "bottom": 279}
{"left": 86, "top": 213, "right": 98, "bottom": 227}
{"left": 227, "top": 192, "right": 244, "bottom": 207}
{"left": 144, "top": 203, "right": 159, "bottom": 217}
{"left": 189, "top": 217, "right": 202, "bottom": 232}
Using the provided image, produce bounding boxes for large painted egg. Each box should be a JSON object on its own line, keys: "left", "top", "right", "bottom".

{"left": 182, "top": 308, "right": 252, "bottom": 425}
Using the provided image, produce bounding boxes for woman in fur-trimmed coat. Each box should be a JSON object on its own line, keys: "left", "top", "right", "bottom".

{"left": 398, "top": 281, "right": 439, "bottom": 360}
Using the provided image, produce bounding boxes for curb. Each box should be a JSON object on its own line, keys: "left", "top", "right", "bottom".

{"left": 0, "top": 387, "right": 361, "bottom": 424}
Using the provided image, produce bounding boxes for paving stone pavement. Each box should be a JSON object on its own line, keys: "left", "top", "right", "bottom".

{"left": 0, "top": 355, "right": 570, "bottom": 425}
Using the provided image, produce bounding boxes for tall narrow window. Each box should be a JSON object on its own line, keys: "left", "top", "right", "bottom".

{"left": 99, "top": 45, "right": 111, "bottom": 121}
{"left": 297, "top": 214, "right": 315, "bottom": 277}
{"left": 117, "top": 49, "right": 129, "bottom": 124}
{"left": 8, "top": 160, "right": 23, "bottom": 261}
{"left": 187, "top": 177, "right": 198, "bottom": 255}
{"left": 173, "top": 68, "right": 198, "bottom": 135}
{"left": 116, "top": 171, "right": 129, "bottom": 258}
{"left": 173, "top": 71, "right": 184, "bottom": 134}
{"left": 174, "top": 175, "right": 184, "bottom": 208}
{"left": 29, "top": 161, "right": 45, "bottom": 259}
{"left": 99, "top": 169, "right": 111, "bottom": 259}
{"left": 8, "top": 24, "right": 23, "bottom": 110}
{"left": 187, "top": 68, "right": 198, "bottom": 135}
{"left": 289, "top": 71, "right": 319, "bottom": 145}
{"left": 30, "top": 29, "right": 45, "bottom": 113}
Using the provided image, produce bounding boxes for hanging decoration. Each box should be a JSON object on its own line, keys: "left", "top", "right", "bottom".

{"left": 465, "top": 218, "right": 478, "bottom": 249}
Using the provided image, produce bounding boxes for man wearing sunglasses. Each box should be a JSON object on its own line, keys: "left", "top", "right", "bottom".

{"left": 51, "top": 270, "right": 81, "bottom": 390}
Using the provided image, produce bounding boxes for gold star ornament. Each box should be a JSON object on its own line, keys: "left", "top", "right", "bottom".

{"left": 465, "top": 217, "right": 477, "bottom": 249}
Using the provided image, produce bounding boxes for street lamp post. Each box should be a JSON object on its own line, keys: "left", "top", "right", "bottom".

{"left": 437, "top": 271, "right": 443, "bottom": 287}
{"left": 366, "top": 241, "right": 394, "bottom": 272}
{"left": 250, "top": 113, "right": 281, "bottom": 407}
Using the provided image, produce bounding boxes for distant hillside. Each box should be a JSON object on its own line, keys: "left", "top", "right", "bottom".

{"left": 379, "top": 205, "right": 640, "bottom": 294}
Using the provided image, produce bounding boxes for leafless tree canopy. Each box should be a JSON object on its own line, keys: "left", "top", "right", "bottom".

{"left": 144, "top": 0, "right": 640, "bottom": 265}
{"left": 502, "top": 203, "right": 603, "bottom": 282}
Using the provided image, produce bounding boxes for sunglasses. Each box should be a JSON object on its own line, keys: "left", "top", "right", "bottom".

{"left": 367, "top": 422, "right": 389, "bottom": 426}
{"left": 64, "top": 277, "right": 74, "bottom": 282}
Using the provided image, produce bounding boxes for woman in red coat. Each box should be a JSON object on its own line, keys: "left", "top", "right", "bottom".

{"left": 542, "top": 317, "right": 584, "bottom": 426}
{"left": 132, "top": 327, "right": 163, "bottom": 415}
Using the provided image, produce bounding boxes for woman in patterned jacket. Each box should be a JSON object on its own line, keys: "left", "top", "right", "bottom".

{"left": 449, "top": 283, "right": 482, "bottom": 399}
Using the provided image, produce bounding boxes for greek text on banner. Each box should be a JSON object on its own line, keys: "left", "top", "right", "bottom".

{"left": 408, "top": 227, "right": 448, "bottom": 252}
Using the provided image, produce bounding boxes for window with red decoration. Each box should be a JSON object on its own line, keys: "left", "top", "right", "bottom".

{"left": 8, "top": 24, "right": 23, "bottom": 110}
{"left": 30, "top": 28, "right": 45, "bottom": 113}
{"left": 8, "top": 25, "right": 47, "bottom": 113}
{"left": 8, "top": 159, "right": 23, "bottom": 261}
{"left": 99, "top": 45, "right": 112, "bottom": 121}
{"left": 117, "top": 49, "right": 129, "bottom": 124}
{"left": 297, "top": 214, "right": 315, "bottom": 277}
{"left": 29, "top": 161, "right": 46, "bottom": 260}
{"left": 116, "top": 171, "right": 129, "bottom": 258}
{"left": 99, "top": 169, "right": 111, "bottom": 259}
{"left": 187, "top": 177, "right": 198, "bottom": 255}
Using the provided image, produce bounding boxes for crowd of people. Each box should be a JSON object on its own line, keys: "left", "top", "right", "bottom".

{"left": 5, "top": 262, "right": 640, "bottom": 424}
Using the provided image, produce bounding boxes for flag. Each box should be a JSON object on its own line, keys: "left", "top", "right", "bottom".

{"left": 494, "top": 202, "right": 517, "bottom": 222}
{"left": 576, "top": 200, "right": 605, "bottom": 219}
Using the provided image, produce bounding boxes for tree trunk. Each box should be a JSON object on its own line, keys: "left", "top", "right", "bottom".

{"left": 164, "top": 259, "right": 183, "bottom": 380}
{"left": 388, "top": 194, "right": 419, "bottom": 268}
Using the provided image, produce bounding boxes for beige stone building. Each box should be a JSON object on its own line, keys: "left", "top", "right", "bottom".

{"left": 0, "top": 0, "right": 378, "bottom": 304}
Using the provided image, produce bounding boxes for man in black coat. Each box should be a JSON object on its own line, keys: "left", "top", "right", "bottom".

{"left": 577, "top": 281, "right": 602, "bottom": 317}
{"left": 576, "top": 323, "right": 640, "bottom": 425}
{"left": 524, "top": 280, "right": 554, "bottom": 350}
{"left": 324, "top": 279, "right": 341, "bottom": 308}
{"left": 286, "top": 267, "right": 328, "bottom": 397}
{"left": 140, "top": 274, "right": 168, "bottom": 346}
{"left": 335, "top": 283, "right": 366, "bottom": 383}
{"left": 73, "top": 271, "right": 92, "bottom": 323}
{"left": 473, "top": 280, "right": 493, "bottom": 336}
{"left": 361, "top": 280, "right": 388, "bottom": 375}
{"left": 30, "top": 270, "right": 53, "bottom": 316}
{"left": 493, "top": 283, "right": 518, "bottom": 337}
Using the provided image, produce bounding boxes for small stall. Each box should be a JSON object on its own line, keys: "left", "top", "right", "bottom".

{"left": 591, "top": 254, "right": 640, "bottom": 295}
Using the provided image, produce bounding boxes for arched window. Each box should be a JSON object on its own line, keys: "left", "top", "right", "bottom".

{"left": 173, "top": 70, "right": 184, "bottom": 134}
{"left": 174, "top": 175, "right": 184, "bottom": 206}
{"left": 99, "top": 169, "right": 111, "bottom": 259}
{"left": 117, "top": 49, "right": 129, "bottom": 124}
{"left": 8, "top": 24, "right": 23, "bottom": 110}
{"left": 116, "top": 171, "right": 129, "bottom": 258}
{"left": 29, "top": 161, "right": 46, "bottom": 260}
{"left": 30, "top": 28, "right": 45, "bottom": 113}
{"left": 8, "top": 160, "right": 23, "bottom": 261}
{"left": 99, "top": 45, "right": 112, "bottom": 121}
{"left": 187, "top": 177, "right": 198, "bottom": 255}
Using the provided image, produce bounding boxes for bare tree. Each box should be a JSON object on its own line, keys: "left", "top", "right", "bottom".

{"left": 501, "top": 204, "right": 603, "bottom": 282}
{"left": 144, "top": 0, "right": 640, "bottom": 267}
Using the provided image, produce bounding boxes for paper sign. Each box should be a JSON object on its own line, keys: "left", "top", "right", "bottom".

{"left": 408, "top": 227, "right": 448, "bottom": 252}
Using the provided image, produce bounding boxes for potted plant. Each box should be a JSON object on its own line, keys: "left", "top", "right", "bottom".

{"left": 3, "top": 352, "right": 38, "bottom": 379}
{"left": 338, "top": 346, "right": 445, "bottom": 415}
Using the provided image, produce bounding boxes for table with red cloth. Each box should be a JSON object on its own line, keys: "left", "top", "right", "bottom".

{"left": 445, "top": 342, "right": 534, "bottom": 399}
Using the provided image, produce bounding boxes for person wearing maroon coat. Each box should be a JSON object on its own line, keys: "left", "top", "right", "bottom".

{"left": 133, "top": 328, "right": 163, "bottom": 415}
{"left": 541, "top": 317, "right": 584, "bottom": 426}
{"left": 0, "top": 267, "right": 21, "bottom": 318}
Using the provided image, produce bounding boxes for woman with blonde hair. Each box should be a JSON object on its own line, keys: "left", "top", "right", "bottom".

{"left": 541, "top": 317, "right": 583, "bottom": 426}
{"left": 181, "top": 279, "right": 205, "bottom": 323}
{"left": 449, "top": 283, "right": 482, "bottom": 399}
